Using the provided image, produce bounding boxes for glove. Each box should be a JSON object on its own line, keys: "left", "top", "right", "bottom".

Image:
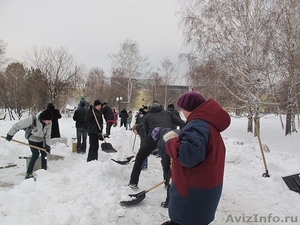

{"left": 6, "top": 134, "right": 13, "bottom": 141}
{"left": 151, "top": 127, "right": 162, "bottom": 140}
{"left": 163, "top": 131, "right": 179, "bottom": 142}
{"left": 89, "top": 104, "right": 93, "bottom": 110}
{"left": 45, "top": 147, "right": 51, "bottom": 154}
{"left": 44, "top": 144, "right": 51, "bottom": 153}
{"left": 98, "top": 132, "right": 104, "bottom": 141}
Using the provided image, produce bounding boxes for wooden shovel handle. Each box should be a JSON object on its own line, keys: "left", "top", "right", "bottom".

{"left": 254, "top": 119, "right": 268, "bottom": 171}
{"left": 147, "top": 180, "right": 166, "bottom": 193}
{"left": 91, "top": 108, "right": 106, "bottom": 142}
{"left": 1, "top": 136, "right": 48, "bottom": 153}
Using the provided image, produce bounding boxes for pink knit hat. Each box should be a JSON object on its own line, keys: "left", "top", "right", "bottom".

{"left": 177, "top": 91, "right": 206, "bottom": 111}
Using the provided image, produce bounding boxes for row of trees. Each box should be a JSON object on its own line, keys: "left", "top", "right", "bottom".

{"left": 1, "top": 0, "right": 300, "bottom": 136}
{"left": 0, "top": 40, "right": 183, "bottom": 120}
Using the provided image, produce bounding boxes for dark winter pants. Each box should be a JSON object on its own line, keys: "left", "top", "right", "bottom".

{"left": 129, "top": 136, "right": 157, "bottom": 184}
{"left": 105, "top": 121, "right": 113, "bottom": 136}
{"left": 87, "top": 133, "right": 99, "bottom": 162}
{"left": 139, "top": 133, "right": 148, "bottom": 167}
{"left": 76, "top": 127, "right": 87, "bottom": 153}
{"left": 120, "top": 120, "right": 126, "bottom": 128}
{"left": 161, "top": 157, "right": 171, "bottom": 205}
{"left": 27, "top": 141, "right": 47, "bottom": 174}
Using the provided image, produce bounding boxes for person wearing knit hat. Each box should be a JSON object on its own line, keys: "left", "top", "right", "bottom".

{"left": 93, "top": 100, "right": 102, "bottom": 106}
{"left": 40, "top": 108, "right": 53, "bottom": 120}
{"left": 5, "top": 108, "right": 53, "bottom": 180}
{"left": 85, "top": 99, "right": 103, "bottom": 162}
{"left": 176, "top": 91, "right": 206, "bottom": 112}
{"left": 161, "top": 91, "right": 231, "bottom": 225}
{"left": 78, "top": 95, "right": 90, "bottom": 110}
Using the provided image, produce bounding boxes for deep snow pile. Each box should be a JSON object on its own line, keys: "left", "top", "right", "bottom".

{"left": 0, "top": 114, "right": 299, "bottom": 225}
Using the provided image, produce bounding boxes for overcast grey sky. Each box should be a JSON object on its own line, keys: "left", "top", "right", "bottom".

{"left": 0, "top": 0, "right": 184, "bottom": 75}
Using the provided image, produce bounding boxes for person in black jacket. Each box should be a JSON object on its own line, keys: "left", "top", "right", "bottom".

{"left": 73, "top": 101, "right": 88, "bottom": 154}
{"left": 167, "top": 104, "right": 181, "bottom": 129}
{"left": 85, "top": 100, "right": 103, "bottom": 162}
{"left": 127, "top": 102, "right": 185, "bottom": 189}
{"left": 47, "top": 101, "right": 62, "bottom": 138}
{"left": 101, "top": 102, "right": 114, "bottom": 138}
{"left": 119, "top": 108, "right": 128, "bottom": 128}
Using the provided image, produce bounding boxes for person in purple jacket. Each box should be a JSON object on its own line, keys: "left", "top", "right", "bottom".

{"left": 161, "top": 91, "right": 231, "bottom": 225}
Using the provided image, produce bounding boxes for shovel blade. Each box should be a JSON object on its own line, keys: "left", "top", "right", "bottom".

{"left": 111, "top": 158, "right": 130, "bottom": 165}
{"left": 282, "top": 173, "right": 300, "bottom": 193}
{"left": 126, "top": 155, "right": 135, "bottom": 161}
{"left": 101, "top": 143, "right": 117, "bottom": 153}
{"left": 120, "top": 191, "right": 146, "bottom": 206}
{"left": 111, "top": 155, "right": 135, "bottom": 165}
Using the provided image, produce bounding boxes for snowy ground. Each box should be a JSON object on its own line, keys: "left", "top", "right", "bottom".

{"left": 0, "top": 113, "right": 299, "bottom": 225}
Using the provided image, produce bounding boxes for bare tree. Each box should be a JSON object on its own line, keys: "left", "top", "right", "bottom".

{"left": 0, "top": 40, "right": 7, "bottom": 71}
{"left": 24, "top": 67, "right": 47, "bottom": 113}
{"left": 157, "top": 57, "right": 180, "bottom": 107}
{"left": 148, "top": 72, "right": 162, "bottom": 104}
{"left": 272, "top": 0, "right": 300, "bottom": 135}
{"left": 109, "top": 39, "right": 150, "bottom": 109}
{"left": 25, "top": 46, "right": 81, "bottom": 106}
{"left": 178, "top": 0, "right": 281, "bottom": 134}
{"left": 86, "top": 67, "right": 110, "bottom": 102}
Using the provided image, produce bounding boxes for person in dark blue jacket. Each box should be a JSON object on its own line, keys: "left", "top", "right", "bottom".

{"left": 73, "top": 101, "right": 88, "bottom": 154}
{"left": 162, "top": 91, "right": 231, "bottom": 225}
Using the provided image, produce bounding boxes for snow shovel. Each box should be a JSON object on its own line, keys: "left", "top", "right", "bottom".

{"left": 111, "top": 135, "right": 137, "bottom": 164}
{"left": 282, "top": 173, "right": 300, "bottom": 194}
{"left": 100, "top": 134, "right": 117, "bottom": 153}
{"left": 91, "top": 108, "right": 117, "bottom": 153}
{"left": 120, "top": 180, "right": 165, "bottom": 206}
{"left": 111, "top": 155, "right": 135, "bottom": 165}
{"left": 1, "top": 136, "right": 64, "bottom": 160}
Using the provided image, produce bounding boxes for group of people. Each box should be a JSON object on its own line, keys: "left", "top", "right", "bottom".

{"left": 127, "top": 92, "right": 231, "bottom": 225}
{"left": 112, "top": 108, "right": 134, "bottom": 130}
{"left": 5, "top": 91, "right": 231, "bottom": 225}
{"left": 73, "top": 98, "right": 135, "bottom": 157}
{"left": 73, "top": 99, "right": 116, "bottom": 160}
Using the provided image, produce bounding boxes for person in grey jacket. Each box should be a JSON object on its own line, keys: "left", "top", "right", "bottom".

{"left": 5, "top": 108, "right": 53, "bottom": 179}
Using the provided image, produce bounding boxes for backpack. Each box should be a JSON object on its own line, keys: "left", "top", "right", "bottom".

{"left": 24, "top": 115, "right": 37, "bottom": 140}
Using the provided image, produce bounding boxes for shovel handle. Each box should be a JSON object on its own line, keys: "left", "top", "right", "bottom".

{"left": 1, "top": 136, "right": 48, "bottom": 153}
{"left": 91, "top": 108, "right": 106, "bottom": 143}
{"left": 147, "top": 180, "right": 166, "bottom": 193}
{"left": 254, "top": 119, "right": 269, "bottom": 176}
